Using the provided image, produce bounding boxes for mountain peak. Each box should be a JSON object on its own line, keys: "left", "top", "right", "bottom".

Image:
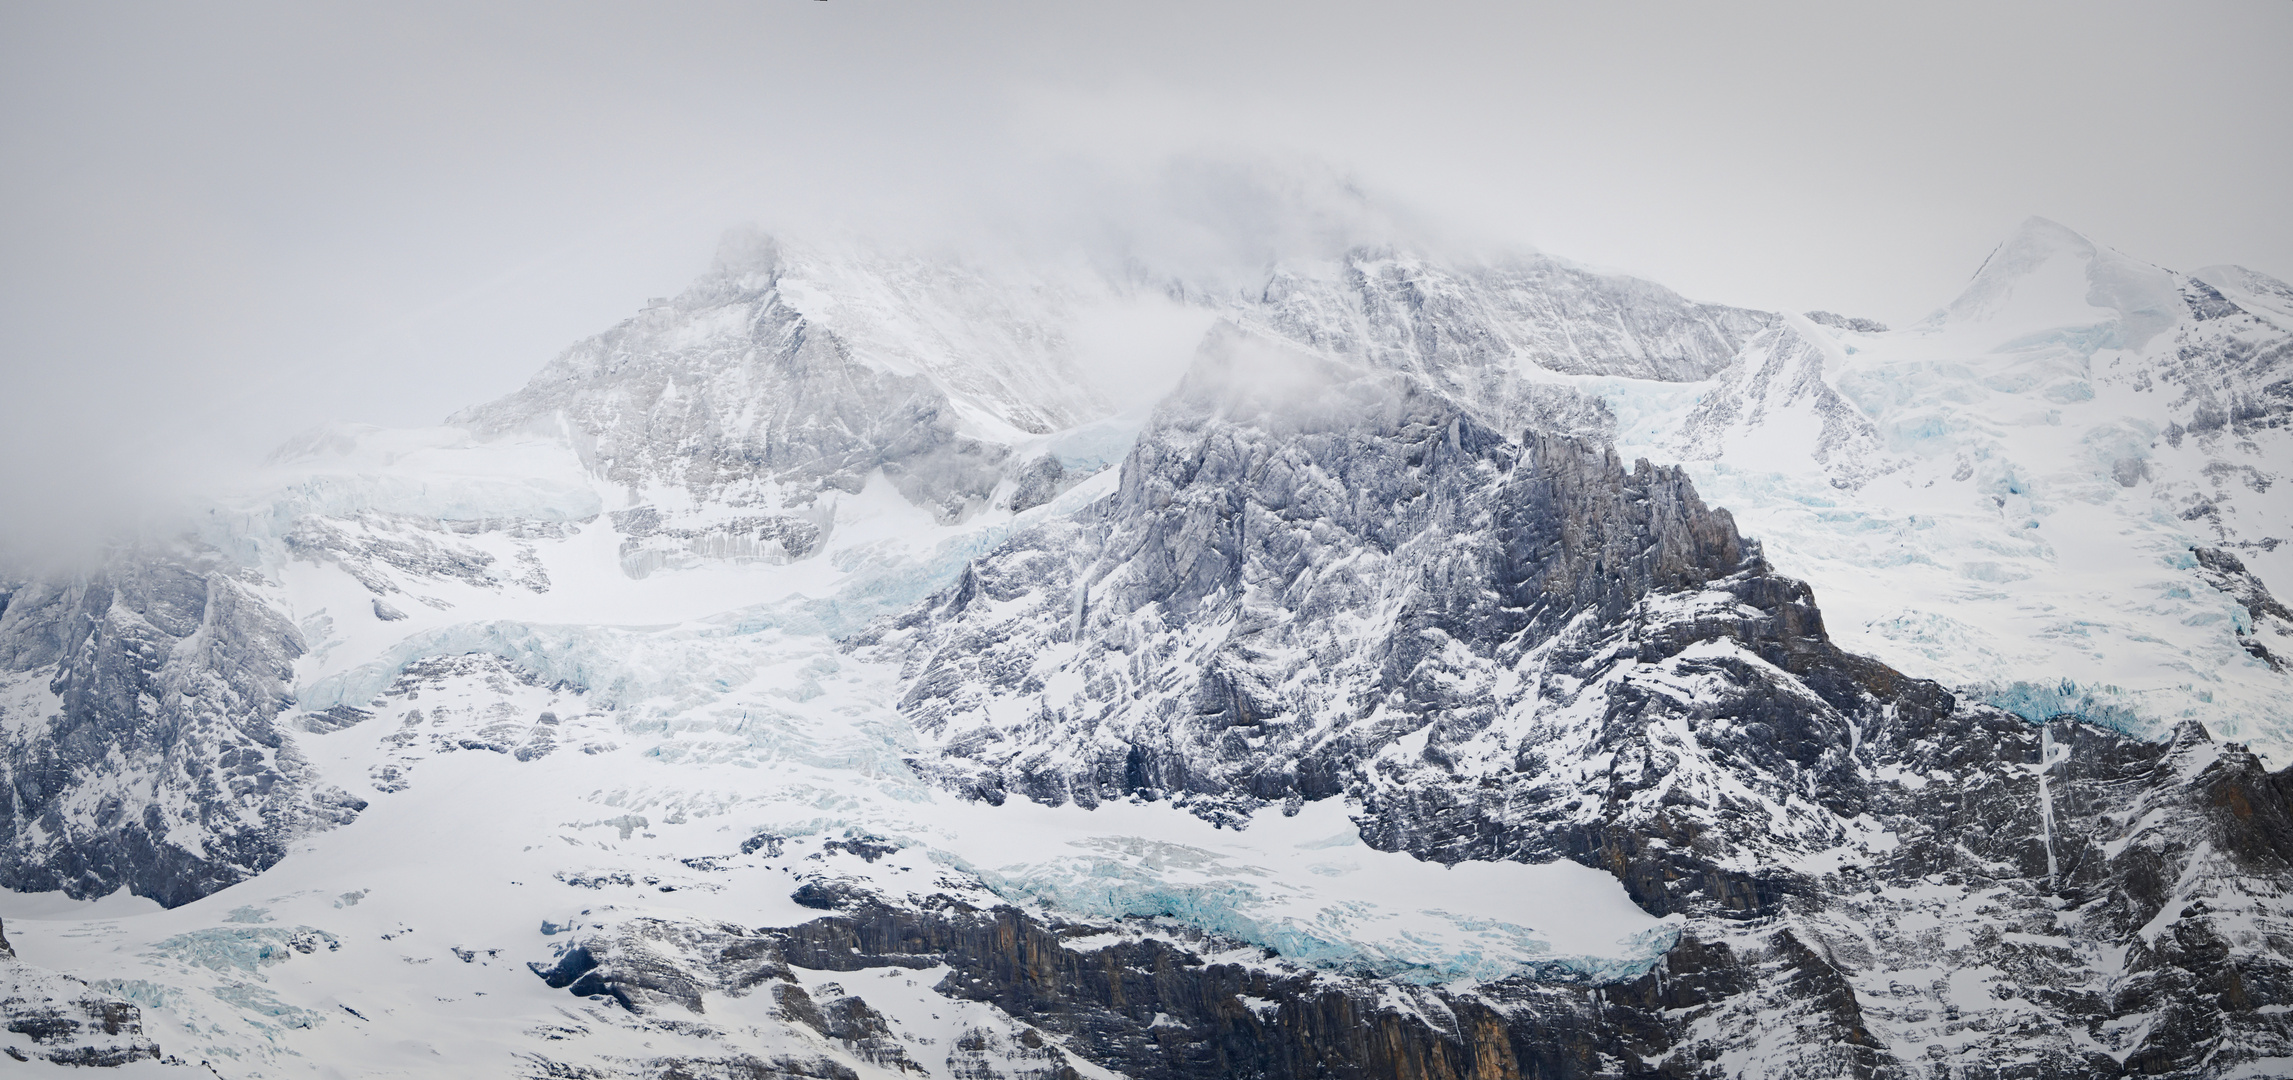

{"left": 708, "top": 224, "right": 781, "bottom": 278}
{"left": 1932, "top": 216, "right": 2179, "bottom": 346}
{"left": 1956, "top": 216, "right": 2101, "bottom": 303}
{"left": 2000, "top": 214, "right": 2096, "bottom": 255}
{"left": 2195, "top": 263, "right": 2293, "bottom": 323}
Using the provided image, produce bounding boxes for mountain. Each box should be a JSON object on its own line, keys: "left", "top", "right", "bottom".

{"left": 1238, "top": 246, "right": 1774, "bottom": 439}
{"left": 1656, "top": 217, "right": 2293, "bottom": 759}
{"left": 858, "top": 323, "right": 2293, "bottom": 1074}
{"left": 452, "top": 232, "right": 1116, "bottom": 512}
{"left": 0, "top": 548, "right": 366, "bottom": 906}
{"left": 2, "top": 216, "right": 2291, "bottom": 1079}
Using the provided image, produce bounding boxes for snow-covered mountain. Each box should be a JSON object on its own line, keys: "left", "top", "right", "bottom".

{"left": 1659, "top": 219, "right": 2293, "bottom": 757}
{"left": 2, "top": 214, "right": 2290, "bottom": 1079}
{"left": 451, "top": 232, "right": 1115, "bottom": 513}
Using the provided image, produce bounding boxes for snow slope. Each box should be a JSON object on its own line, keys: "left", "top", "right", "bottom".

{"left": 1632, "top": 219, "right": 2293, "bottom": 761}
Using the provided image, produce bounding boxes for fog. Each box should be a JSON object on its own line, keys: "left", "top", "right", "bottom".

{"left": 2, "top": 1, "right": 2288, "bottom": 562}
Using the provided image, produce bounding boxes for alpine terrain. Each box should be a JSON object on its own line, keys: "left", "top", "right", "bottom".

{"left": 3, "top": 214, "right": 2291, "bottom": 1079}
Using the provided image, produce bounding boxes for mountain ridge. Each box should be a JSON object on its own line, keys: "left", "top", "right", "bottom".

{"left": 1, "top": 214, "right": 2290, "bottom": 1078}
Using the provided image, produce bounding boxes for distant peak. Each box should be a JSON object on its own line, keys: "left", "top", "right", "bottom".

{"left": 1962, "top": 217, "right": 2097, "bottom": 283}
{"left": 2194, "top": 264, "right": 2293, "bottom": 322}
{"left": 2007, "top": 215, "right": 2095, "bottom": 249}
{"left": 1931, "top": 216, "right": 2181, "bottom": 344}
{"left": 710, "top": 225, "right": 781, "bottom": 277}
{"left": 1168, "top": 321, "right": 1362, "bottom": 412}
{"left": 2195, "top": 263, "right": 2293, "bottom": 296}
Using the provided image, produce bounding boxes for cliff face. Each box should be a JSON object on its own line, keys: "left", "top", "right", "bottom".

{"left": 845, "top": 330, "right": 2293, "bottom": 1075}
{"left": 0, "top": 550, "right": 364, "bottom": 906}
{"left": 509, "top": 708, "right": 2293, "bottom": 1080}
{"left": 0, "top": 918, "right": 162, "bottom": 1068}
{"left": 862, "top": 331, "right": 1908, "bottom": 875}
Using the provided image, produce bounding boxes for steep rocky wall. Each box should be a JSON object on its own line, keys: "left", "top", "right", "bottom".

{"left": 0, "top": 550, "right": 364, "bottom": 906}
{"left": 861, "top": 337, "right": 2293, "bottom": 1075}
{"left": 532, "top": 893, "right": 1651, "bottom": 1080}
{"left": 0, "top": 919, "right": 162, "bottom": 1067}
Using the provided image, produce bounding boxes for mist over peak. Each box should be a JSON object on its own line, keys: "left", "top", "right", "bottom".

{"left": 1, "top": 10, "right": 2291, "bottom": 1074}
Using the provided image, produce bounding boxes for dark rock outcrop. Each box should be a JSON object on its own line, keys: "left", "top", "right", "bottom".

{"left": 0, "top": 549, "right": 365, "bottom": 906}
{"left": 1, "top": 920, "right": 162, "bottom": 1067}
{"left": 2193, "top": 545, "right": 2293, "bottom": 670}
{"left": 854, "top": 333, "right": 2293, "bottom": 1075}
{"left": 535, "top": 897, "right": 1650, "bottom": 1080}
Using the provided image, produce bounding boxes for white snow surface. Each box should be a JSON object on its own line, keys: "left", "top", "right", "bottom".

{"left": 1614, "top": 219, "right": 2293, "bottom": 761}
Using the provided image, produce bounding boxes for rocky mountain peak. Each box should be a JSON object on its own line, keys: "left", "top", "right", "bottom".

{"left": 707, "top": 223, "right": 783, "bottom": 281}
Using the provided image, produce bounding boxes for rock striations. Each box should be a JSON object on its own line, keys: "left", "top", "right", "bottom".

{"left": 0, "top": 550, "right": 365, "bottom": 907}
{"left": 848, "top": 322, "right": 2293, "bottom": 1075}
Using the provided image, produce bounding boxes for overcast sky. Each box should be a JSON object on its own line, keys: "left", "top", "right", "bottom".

{"left": 2, "top": 1, "right": 2289, "bottom": 548}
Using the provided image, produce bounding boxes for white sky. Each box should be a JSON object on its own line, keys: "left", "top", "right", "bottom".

{"left": 1, "top": 1, "right": 2288, "bottom": 552}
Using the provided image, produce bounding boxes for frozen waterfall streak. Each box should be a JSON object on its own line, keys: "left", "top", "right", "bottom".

{"left": 2038, "top": 725, "right": 2073, "bottom": 888}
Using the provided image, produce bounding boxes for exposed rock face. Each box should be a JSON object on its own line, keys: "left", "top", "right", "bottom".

{"left": 2193, "top": 545, "right": 2293, "bottom": 670}
{"left": 768, "top": 897, "right": 1625, "bottom": 1080}
{"left": 1673, "top": 318, "right": 1900, "bottom": 490}
{"left": 516, "top": 715, "right": 2293, "bottom": 1080}
{"left": 1247, "top": 247, "right": 1771, "bottom": 419}
{"left": 1163, "top": 247, "right": 1774, "bottom": 458}
{"left": 2014, "top": 224, "right": 2293, "bottom": 556}
{"left": 1804, "top": 310, "right": 1889, "bottom": 334}
{"left": 279, "top": 509, "right": 572, "bottom": 599}
{"left": 7, "top": 219, "right": 2293, "bottom": 1078}
{"left": 0, "top": 550, "right": 365, "bottom": 906}
{"left": 285, "top": 512, "right": 506, "bottom": 594}
{"left": 531, "top": 894, "right": 1646, "bottom": 1080}
{"left": 851, "top": 330, "right": 2293, "bottom": 1074}
{"left": 864, "top": 330, "right": 1879, "bottom": 848}
{"left": 1004, "top": 456, "right": 1068, "bottom": 514}
{"left": 453, "top": 233, "right": 1771, "bottom": 531}
{"left": 1594, "top": 714, "right": 2293, "bottom": 1076}
{"left": 354, "top": 652, "right": 597, "bottom": 792}
{"left": 610, "top": 506, "right": 823, "bottom": 579}
{"left": 0, "top": 919, "right": 162, "bottom": 1066}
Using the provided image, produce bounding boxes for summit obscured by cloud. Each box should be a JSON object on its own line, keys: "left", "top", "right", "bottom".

{"left": 1, "top": 1, "right": 2287, "bottom": 562}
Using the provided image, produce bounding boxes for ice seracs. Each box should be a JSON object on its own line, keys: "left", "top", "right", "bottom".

{"left": 1636, "top": 216, "right": 2293, "bottom": 761}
